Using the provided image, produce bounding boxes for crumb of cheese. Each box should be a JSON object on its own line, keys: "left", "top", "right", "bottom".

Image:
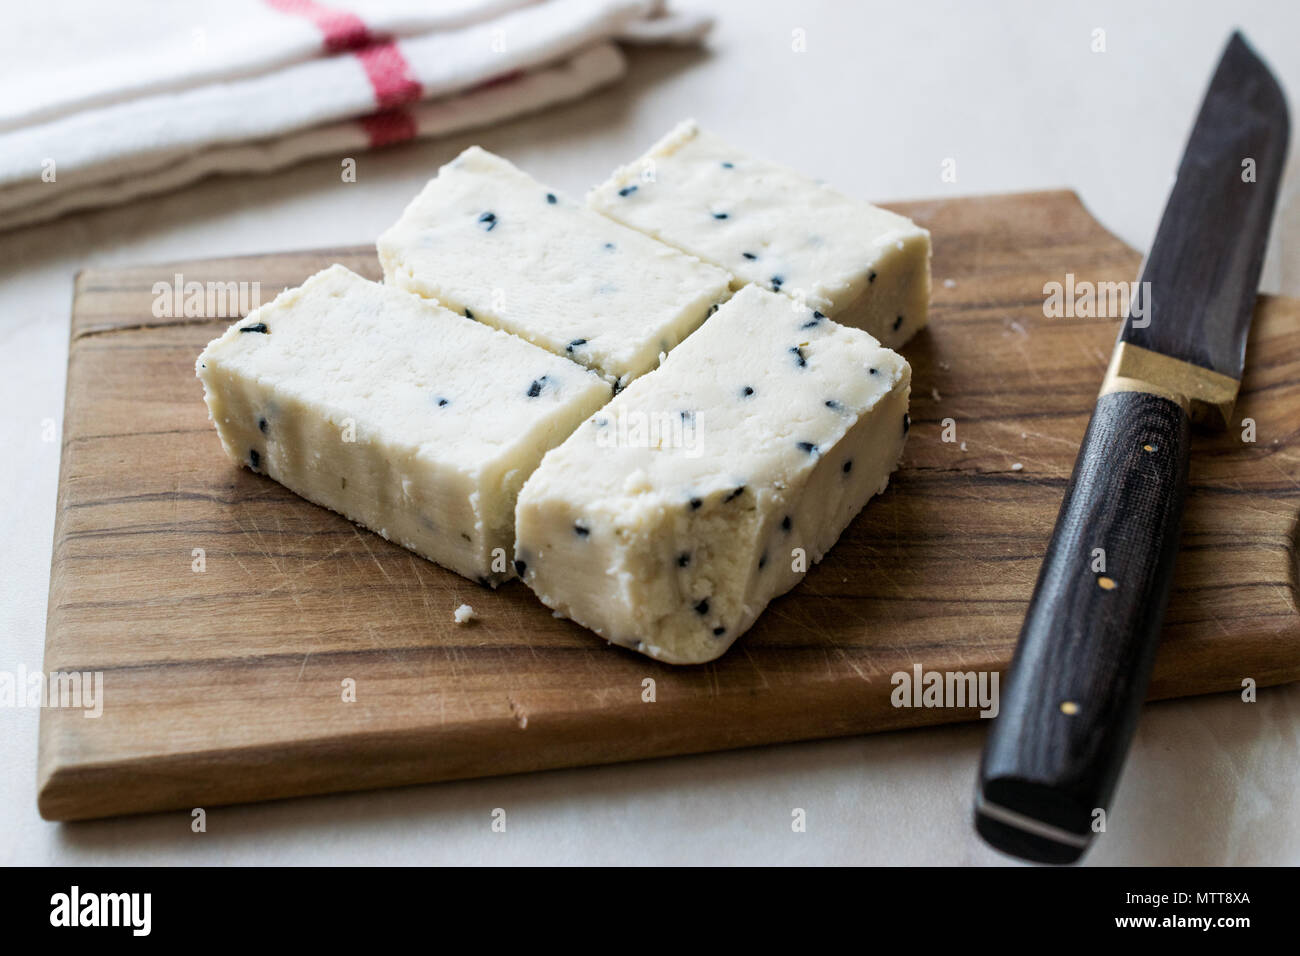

{"left": 453, "top": 603, "right": 476, "bottom": 624}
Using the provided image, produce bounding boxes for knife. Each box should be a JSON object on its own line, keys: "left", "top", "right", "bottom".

{"left": 975, "top": 31, "right": 1290, "bottom": 864}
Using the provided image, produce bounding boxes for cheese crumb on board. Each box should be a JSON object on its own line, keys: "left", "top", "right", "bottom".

{"left": 378, "top": 146, "right": 733, "bottom": 388}
{"left": 196, "top": 265, "right": 612, "bottom": 586}
{"left": 453, "top": 604, "right": 476, "bottom": 624}
{"left": 588, "top": 119, "right": 932, "bottom": 349}
{"left": 514, "top": 285, "right": 911, "bottom": 664}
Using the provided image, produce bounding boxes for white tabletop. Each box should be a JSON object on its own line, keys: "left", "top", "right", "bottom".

{"left": 3, "top": 0, "right": 1298, "bottom": 865}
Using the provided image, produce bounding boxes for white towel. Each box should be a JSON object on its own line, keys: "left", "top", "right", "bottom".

{"left": 2, "top": 0, "right": 711, "bottom": 230}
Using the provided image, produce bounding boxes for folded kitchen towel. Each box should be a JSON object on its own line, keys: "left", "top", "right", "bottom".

{"left": 2, "top": 0, "right": 710, "bottom": 230}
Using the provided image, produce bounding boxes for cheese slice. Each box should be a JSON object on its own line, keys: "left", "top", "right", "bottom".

{"left": 196, "top": 265, "right": 612, "bottom": 585}
{"left": 378, "top": 146, "right": 733, "bottom": 388}
{"left": 589, "top": 120, "right": 932, "bottom": 349}
{"left": 514, "top": 285, "right": 911, "bottom": 664}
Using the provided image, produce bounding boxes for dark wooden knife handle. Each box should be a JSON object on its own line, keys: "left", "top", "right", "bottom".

{"left": 976, "top": 389, "right": 1191, "bottom": 863}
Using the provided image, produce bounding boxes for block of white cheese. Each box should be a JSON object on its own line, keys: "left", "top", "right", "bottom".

{"left": 514, "top": 285, "right": 912, "bottom": 664}
{"left": 378, "top": 146, "right": 733, "bottom": 388}
{"left": 588, "top": 120, "right": 932, "bottom": 349}
{"left": 196, "top": 265, "right": 612, "bottom": 586}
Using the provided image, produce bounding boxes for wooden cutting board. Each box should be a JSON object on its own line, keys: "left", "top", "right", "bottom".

{"left": 38, "top": 190, "right": 1300, "bottom": 821}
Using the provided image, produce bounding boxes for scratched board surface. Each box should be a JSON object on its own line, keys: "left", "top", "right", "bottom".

{"left": 39, "top": 191, "right": 1300, "bottom": 821}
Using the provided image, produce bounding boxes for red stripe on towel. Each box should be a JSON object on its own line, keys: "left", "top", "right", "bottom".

{"left": 264, "top": 0, "right": 423, "bottom": 146}
{"left": 265, "top": 0, "right": 371, "bottom": 52}
{"left": 359, "top": 109, "right": 418, "bottom": 148}
{"left": 355, "top": 42, "right": 422, "bottom": 109}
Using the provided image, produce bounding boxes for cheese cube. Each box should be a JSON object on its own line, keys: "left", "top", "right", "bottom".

{"left": 589, "top": 120, "right": 932, "bottom": 349}
{"left": 514, "top": 285, "right": 911, "bottom": 664}
{"left": 378, "top": 146, "right": 733, "bottom": 388}
{"left": 196, "top": 265, "right": 612, "bottom": 585}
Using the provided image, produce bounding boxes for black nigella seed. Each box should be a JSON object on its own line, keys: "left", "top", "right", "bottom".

{"left": 677, "top": 553, "right": 690, "bottom": 567}
{"left": 742, "top": 386, "right": 755, "bottom": 397}
{"left": 712, "top": 626, "right": 726, "bottom": 636}
{"left": 797, "top": 441, "right": 818, "bottom": 455}
{"left": 249, "top": 449, "right": 261, "bottom": 470}
{"left": 868, "top": 271, "right": 877, "bottom": 283}
{"left": 478, "top": 211, "right": 497, "bottom": 231}
{"left": 770, "top": 275, "right": 784, "bottom": 291}
{"left": 239, "top": 323, "right": 268, "bottom": 334}
{"left": 868, "top": 367, "right": 877, "bottom": 375}
{"left": 790, "top": 346, "right": 807, "bottom": 368}
{"left": 694, "top": 599, "right": 710, "bottom": 616}
{"left": 742, "top": 251, "right": 758, "bottom": 260}
{"left": 464, "top": 308, "right": 475, "bottom": 320}
{"left": 825, "top": 399, "right": 841, "bottom": 410}
{"left": 604, "top": 242, "right": 616, "bottom": 251}
{"left": 526, "top": 376, "right": 547, "bottom": 398}
{"left": 781, "top": 515, "right": 792, "bottom": 532}
{"left": 574, "top": 522, "right": 590, "bottom": 537}
{"left": 903, "top": 412, "right": 911, "bottom": 435}
{"left": 893, "top": 315, "right": 904, "bottom": 332}
{"left": 618, "top": 185, "right": 638, "bottom": 197}
{"left": 567, "top": 338, "right": 587, "bottom": 352}
{"left": 258, "top": 417, "right": 268, "bottom": 433}
{"left": 546, "top": 192, "right": 557, "bottom": 204}
{"left": 721, "top": 161, "right": 735, "bottom": 169}
{"left": 514, "top": 559, "right": 527, "bottom": 576}
{"left": 708, "top": 303, "right": 720, "bottom": 316}
{"left": 843, "top": 459, "right": 853, "bottom": 474}
{"left": 689, "top": 497, "right": 702, "bottom": 510}
{"left": 712, "top": 212, "right": 729, "bottom": 220}
{"left": 437, "top": 397, "right": 449, "bottom": 407}
{"left": 800, "top": 313, "right": 823, "bottom": 330}
{"left": 724, "top": 485, "right": 745, "bottom": 502}
{"left": 758, "top": 552, "right": 768, "bottom": 569}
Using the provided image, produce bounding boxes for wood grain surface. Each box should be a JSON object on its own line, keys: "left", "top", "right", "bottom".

{"left": 38, "top": 190, "right": 1300, "bottom": 821}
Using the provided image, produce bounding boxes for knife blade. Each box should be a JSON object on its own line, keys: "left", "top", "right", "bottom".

{"left": 975, "top": 31, "right": 1290, "bottom": 864}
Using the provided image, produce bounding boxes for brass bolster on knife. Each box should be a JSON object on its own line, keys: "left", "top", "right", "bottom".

{"left": 1099, "top": 342, "right": 1240, "bottom": 430}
